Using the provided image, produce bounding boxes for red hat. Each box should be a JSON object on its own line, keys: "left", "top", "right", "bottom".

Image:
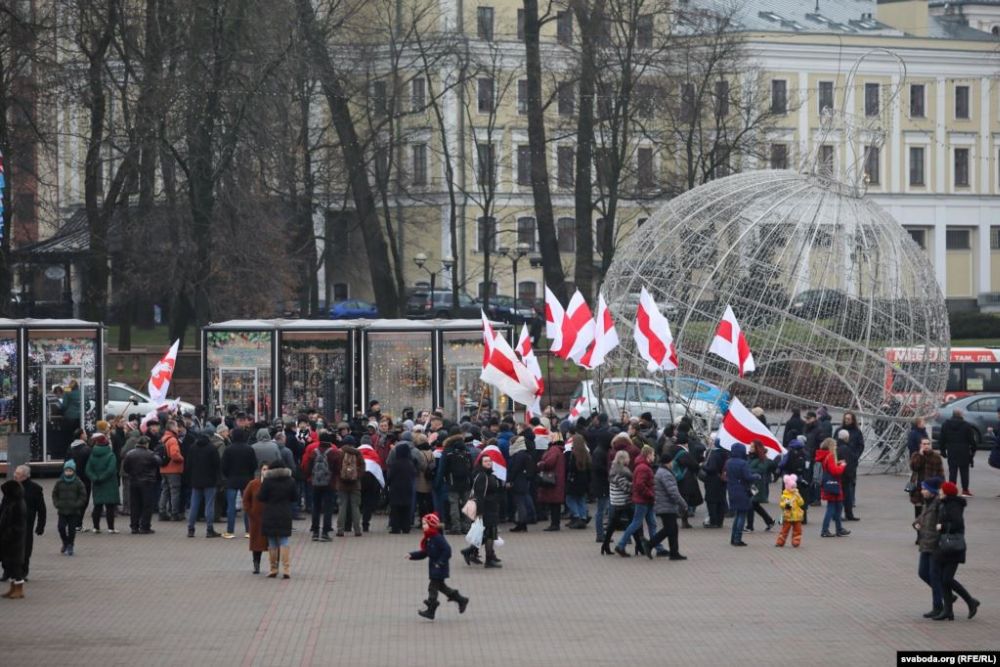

{"left": 941, "top": 481, "right": 959, "bottom": 497}
{"left": 422, "top": 513, "right": 441, "bottom": 529}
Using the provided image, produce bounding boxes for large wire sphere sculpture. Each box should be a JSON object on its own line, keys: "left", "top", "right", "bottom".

{"left": 601, "top": 169, "right": 950, "bottom": 468}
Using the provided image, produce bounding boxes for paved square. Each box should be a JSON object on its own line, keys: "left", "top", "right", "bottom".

{"left": 3, "top": 471, "right": 998, "bottom": 666}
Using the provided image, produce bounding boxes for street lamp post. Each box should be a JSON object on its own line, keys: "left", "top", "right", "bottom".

{"left": 499, "top": 241, "right": 531, "bottom": 311}
{"left": 413, "top": 253, "right": 454, "bottom": 311}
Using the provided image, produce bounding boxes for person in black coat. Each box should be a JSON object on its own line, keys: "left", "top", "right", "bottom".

{"left": 387, "top": 442, "right": 417, "bottom": 534}
{"left": 702, "top": 443, "right": 728, "bottom": 528}
{"left": 507, "top": 436, "right": 535, "bottom": 532}
{"left": 221, "top": 428, "right": 259, "bottom": 536}
{"left": 783, "top": 409, "right": 805, "bottom": 447}
{"left": 466, "top": 455, "right": 503, "bottom": 568}
{"left": 122, "top": 436, "right": 161, "bottom": 534}
{"left": 938, "top": 410, "right": 977, "bottom": 496}
{"left": 589, "top": 433, "right": 611, "bottom": 542}
{"left": 3, "top": 466, "right": 45, "bottom": 582}
{"left": 0, "top": 479, "right": 28, "bottom": 598}
{"left": 932, "top": 482, "right": 980, "bottom": 620}
{"left": 840, "top": 412, "right": 865, "bottom": 521}
{"left": 186, "top": 434, "right": 221, "bottom": 538}
{"left": 257, "top": 464, "right": 298, "bottom": 578}
{"left": 671, "top": 441, "right": 703, "bottom": 529}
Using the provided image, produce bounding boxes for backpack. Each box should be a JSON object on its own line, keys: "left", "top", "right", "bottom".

{"left": 154, "top": 443, "right": 170, "bottom": 467}
{"left": 784, "top": 449, "right": 807, "bottom": 476}
{"left": 445, "top": 448, "right": 471, "bottom": 490}
{"left": 422, "top": 454, "right": 436, "bottom": 481}
{"left": 312, "top": 448, "right": 333, "bottom": 487}
{"left": 340, "top": 452, "right": 359, "bottom": 482}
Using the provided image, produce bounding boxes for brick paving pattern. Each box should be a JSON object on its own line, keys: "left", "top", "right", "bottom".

{"left": 2, "top": 472, "right": 998, "bottom": 666}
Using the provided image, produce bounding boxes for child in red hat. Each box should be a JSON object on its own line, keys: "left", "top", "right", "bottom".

{"left": 407, "top": 512, "right": 469, "bottom": 620}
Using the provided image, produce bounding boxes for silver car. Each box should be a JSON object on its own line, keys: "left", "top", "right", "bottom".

{"left": 931, "top": 393, "right": 1000, "bottom": 449}
{"left": 569, "top": 377, "right": 713, "bottom": 431}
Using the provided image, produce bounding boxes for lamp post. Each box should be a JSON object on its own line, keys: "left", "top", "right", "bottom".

{"left": 413, "top": 252, "right": 454, "bottom": 305}
{"left": 499, "top": 242, "right": 531, "bottom": 307}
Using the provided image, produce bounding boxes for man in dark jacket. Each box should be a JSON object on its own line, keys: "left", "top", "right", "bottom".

{"left": 506, "top": 436, "right": 535, "bottom": 532}
{"left": 437, "top": 435, "right": 472, "bottom": 534}
{"left": 725, "top": 443, "right": 760, "bottom": 546}
{"left": 939, "top": 409, "right": 977, "bottom": 496}
{"left": 5, "top": 466, "right": 45, "bottom": 581}
{"left": 186, "top": 434, "right": 222, "bottom": 538}
{"left": 221, "top": 428, "right": 259, "bottom": 537}
{"left": 783, "top": 409, "right": 805, "bottom": 447}
{"left": 122, "top": 436, "right": 161, "bottom": 534}
{"left": 589, "top": 432, "right": 610, "bottom": 542}
{"left": 0, "top": 478, "right": 28, "bottom": 598}
{"left": 67, "top": 429, "right": 92, "bottom": 530}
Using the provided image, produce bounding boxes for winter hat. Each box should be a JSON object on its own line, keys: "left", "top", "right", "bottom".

{"left": 922, "top": 476, "right": 943, "bottom": 494}
{"left": 788, "top": 437, "right": 805, "bottom": 450}
{"left": 783, "top": 474, "right": 798, "bottom": 491}
{"left": 255, "top": 428, "right": 272, "bottom": 442}
{"left": 96, "top": 419, "right": 110, "bottom": 433}
{"left": 63, "top": 459, "right": 77, "bottom": 471}
{"left": 90, "top": 433, "right": 109, "bottom": 446}
{"left": 402, "top": 419, "right": 415, "bottom": 432}
{"left": 341, "top": 435, "right": 357, "bottom": 446}
{"left": 367, "top": 421, "right": 378, "bottom": 431}
{"left": 319, "top": 431, "right": 336, "bottom": 444}
{"left": 751, "top": 407, "right": 765, "bottom": 417}
{"left": 422, "top": 512, "right": 442, "bottom": 530}
{"left": 941, "top": 481, "right": 959, "bottom": 497}
{"left": 837, "top": 429, "right": 850, "bottom": 441}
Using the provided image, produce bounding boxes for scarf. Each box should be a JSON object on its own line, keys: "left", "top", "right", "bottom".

{"left": 419, "top": 526, "right": 440, "bottom": 552}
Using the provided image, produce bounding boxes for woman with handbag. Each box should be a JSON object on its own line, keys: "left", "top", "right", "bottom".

{"left": 468, "top": 453, "right": 503, "bottom": 568}
{"left": 914, "top": 476, "right": 945, "bottom": 618}
{"left": 536, "top": 438, "right": 566, "bottom": 532}
{"left": 816, "top": 438, "right": 850, "bottom": 538}
{"left": 932, "top": 482, "right": 980, "bottom": 620}
{"left": 910, "top": 437, "right": 944, "bottom": 524}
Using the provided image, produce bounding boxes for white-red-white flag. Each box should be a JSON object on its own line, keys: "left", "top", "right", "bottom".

{"left": 709, "top": 305, "right": 756, "bottom": 378}
{"left": 481, "top": 311, "right": 541, "bottom": 407}
{"left": 515, "top": 325, "right": 544, "bottom": 415}
{"left": 718, "top": 397, "right": 784, "bottom": 460}
{"left": 475, "top": 444, "right": 507, "bottom": 482}
{"left": 358, "top": 444, "right": 386, "bottom": 487}
{"left": 544, "top": 286, "right": 565, "bottom": 355}
{"left": 148, "top": 340, "right": 180, "bottom": 404}
{"left": 568, "top": 394, "right": 587, "bottom": 420}
{"left": 562, "top": 290, "right": 596, "bottom": 364}
{"left": 633, "top": 287, "right": 678, "bottom": 372}
{"left": 580, "top": 293, "right": 619, "bottom": 370}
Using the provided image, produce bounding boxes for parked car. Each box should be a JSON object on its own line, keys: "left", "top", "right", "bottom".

{"left": 328, "top": 299, "right": 379, "bottom": 319}
{"left": 103, "top": 381, "right": 196, "bottom": 420}
{"left": 569, "top": 377, "right": 711, "bottom": 432}
{"left": 670, "top": 376, "right": 730, "bottom": 414}
{"left": 931, "top": 393, "right": 1000, "bottom": 449}
{"left": 404, "top": 288, "right": 481, "bottom": 319}
{"left": 616, "top": 292, "right": 678, "bottom": 319}
{"left": 485, "top": 294, "right": 534, "bottom": 324}
{"left": 789, "top": 289, "right": 846, "bottom": 319}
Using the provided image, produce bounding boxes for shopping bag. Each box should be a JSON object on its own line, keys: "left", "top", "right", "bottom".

{"left": 465, "top": 518, "right": 484, "bottom": 547}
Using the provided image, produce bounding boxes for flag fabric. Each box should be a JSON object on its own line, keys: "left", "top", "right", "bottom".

{"left": 709, "top": 305, "right": 756, "bottom": 377}
{"left": 568, "top": 394, "right": 587, "bottom": 420}
{"left": 633, "top": 287, "right": 678, "bottom": 372}
{"left": 718, "top": 397, "right": 785, "bottom": 460}
{"left": 358, "top": 444, "right": 386, "bottom": 487}
{"left": 148, "top": 340, "right": 180, "bottom": 404}
{"left": 515, "top": 324, "right": 544, "bottom": 415}
{"left": 579, "top": 293, "right": 619, "bottom": 369}
{"left": 562, "top": 290, "right": 596, "bottom": 363}
{"left": 475, "top": 444, "right": 507, "bottom": 482}
{"left": 544, "top": 286, "right": 565, "bottom": 355}
{"left": 481, "top": 311, "right": 541, "bottom": 407}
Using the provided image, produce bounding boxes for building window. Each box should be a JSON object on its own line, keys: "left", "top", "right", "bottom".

{"left": 595, "top": 218, "right": 607, "bottom": 254}
{"left": 477, "top": 78, "right": 494, "bottom": 113}
{"left": 411, "top": 143, "right": 427, "bottom": 186}
{"left": 771, "top": 79, "right": 787, "bottom": 114}
{"left": 946, "top": 229, "right": 970, "bottom": 250}
{"left": 715, "top": 80, "right": 729, "bottom": 117}
{"left": 770, "top": 144, "right": 788, "bottom": 170}
{"left": 818, "top": 81, "right": 834, "bottom": 114}
{"left": 595, "top": 147, "right": 613, "bottom": 191}
{"left": 711, "top": 145, "right": 731, "bottom": 179}
{"left": 637, "top": 217, "right": 647, "bottom": 229}
{"left": 517, "top": 281, "right": 537, "bottom": 305}
{"left": 371, "top": 80, "right": 388, "bottom": 117}
{"left": 411, "top": 78, "right": 425, "bottom": 112}
{"left": 909, "top": 146, "right": 925, "bottom": 186}
{"left": 517, "top": 216, "right": 536, "bottom": 251}
{"left": 637, "top": 14, "right": 653, "bottom": 48}
{"left": 910, "top": 84, "right": 925, "bottom": 118}
{"left": 517, "top": 145, "right": 531, "bottom": 186}
{"left": 596, "top": 91, "right": 613, "bottom": 120}
{"left": 637, "top": 147, "right": 654, "bottom": 190}
{"left": 558, "top": 81, "right": 575, "bottom": 116}
{"left": 478, "top": 216, "right": 497, "bottom": 252}
{"left": 478, "top": 281, "right": 498, "bottom": 300}
{"left": 682, "top": 82, "right": 696, "bottom": 122}
{"left": 991, "top": 227, "right": 1000, "bottom": 250}
{"left": 954, "top": 148, "right": 969, "bottom": 187}
{"left": 517, "top": 79, "right": 528, "bottom": 114}
{"left": 477, "top": 6, "right": 494, "bottom": 41}
{"left": 557, "top": 11, "right": 573, "bottom": 45}
{"left": 864, "top": 145, "right": 879, "bottom": 185}
{"left": 557, "top": 217, "right": 576, "bottom": 253}
{"left": 333, "top": 283, "right": 349, "bottom": 301}
{"left": 819, "top": 145, "right": 834, "bottom": 177}
{"left": 517, "top": 8, "right": 525, "bottom": 41}
{"left": 374, "top": 146, "right": 390, "bottom": 185}
{"left": 906, "top": 228, "right": 927, "bottom": 250}
{"left": 864, "top": 82, "right": 879, "bottom": 116}
{"left": 635, "top": 84, "right": 654, "bottom": 119}
{"left": 477, "top": 142, "right": 496, "bottom": 188}
{"left": 557, "top": 146, "right": 574, "bottom": 189}
{"left": 955, "top": 85, "right": 970, "bottom": 119}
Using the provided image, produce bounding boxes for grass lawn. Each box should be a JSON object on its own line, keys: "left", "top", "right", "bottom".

{"left": 951, "top": 339, "right": 1000, "bottom": 347}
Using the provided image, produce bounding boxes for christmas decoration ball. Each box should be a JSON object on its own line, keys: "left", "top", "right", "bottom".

{"left": 602, "top": 170, "right": 950, "bottom": 442}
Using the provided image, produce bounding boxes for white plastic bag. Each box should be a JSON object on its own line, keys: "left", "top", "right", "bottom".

{"left": 465, "top": 518, "right": 484, "bottom": 547}
{"left": 493, "top": 536, "right": 504, "bottom": 548}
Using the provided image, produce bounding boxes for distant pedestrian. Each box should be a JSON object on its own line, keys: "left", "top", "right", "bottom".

{"left": 817, "top": 438, "right": 849, "bottom": 538}
{"left": 536, "top": 437, "right": 566, "bottom": 532}
{"left": 221, "top": 427, "right": 257, "bottom": 539}
{"left": 775, "top": 474, "right": 804, "bottom": 548}
{"left": 186, "top": 434, "right": 222, "bottom": 539}
{"left": 122, "top": 436, "right": 161, "bottom": 534}
{"left": 0, "top": 479, "right": 27, "bottom": 599}
{"left": 646, "top": 451, "right": 688, "bottom": 560}
{"left": 615, "top": 445, "right": 660, "bottom": 557}
{"left": 257, "top": 463, "right": 298, "bottom": 579}
{"left": 914, "top": 476, "right": 944, "bottom": 618}
{"left": 408, "top": 512, "right": 469, "bottom": 620}
{"left": 467, "top": 453, "right": 503, "bottom": 568}
{"left": 85, "top": 434, "right": 119, "bottom": 533}
{"left": 938, "top": 409, "right": 977, "bottom": 497}
{"left": 725, "top": 443, "right": 759, "bottom": 546}
{"left": 242, "top": 463, "right": 269, "bottom": 574}
{"left": 5, "top": 466, "right": 44, "bottom": 580}
{"left": 52, "top": 460, "right": 87, "bottom": 556}
{"left": 932, "top": 482, "right": 980, "bottom": 621}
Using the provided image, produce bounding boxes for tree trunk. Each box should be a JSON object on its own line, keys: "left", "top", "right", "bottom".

{"left": 523, "top": 0, "right": 566, "bottom": 302}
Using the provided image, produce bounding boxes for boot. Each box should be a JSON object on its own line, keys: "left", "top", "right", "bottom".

{"left": 252, "top": 552, "right": 261, "bottom": 575}
{"left": 681, "top": 516, "right": 692, "bottom": 529}
{"left": 9, "top": 582, "right": 24, "bottom": 599}
{"left": 280, "top": 546, "right": 291, "bottom": 579}
{"left": 418, "top": 599, "right": 440, "bottom": 620}
{"left": 932, "top": 598, "right": 954, "bottom": 621}
{"left": 449, "top": 592, "right": 469, "bottom": 614}
{"left": 267, "top": 548, "right": 279, "bottom": 578}
{"left": 0, "top": 581, "right": 15, "bottom": 598}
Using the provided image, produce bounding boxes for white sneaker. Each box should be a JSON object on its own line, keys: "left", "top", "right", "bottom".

{"left": 244, "top": 533, "right": 250, "bottom": 539}
{"left": 222, "top": 532, "right": 235, "bottom": 539}
{"left": 108, "top": 529, "right": 119, "bottom": 534}
{"left": 93, "top": 528, "right": 102, "bottom": 534}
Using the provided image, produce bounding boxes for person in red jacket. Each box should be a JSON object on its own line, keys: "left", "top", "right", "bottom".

{"left": 816, "top": 438, "right": 850, "bottom": 538}
{"left": 158, "top": 420, "right": 184, "bottom": 521}
{"left": 536, "top": 439, "right": 566, "bottom": 531}
{"left": 614, "top": 445, "right": 663, "bottom": 557}
{"left": 607, "top": 432, "right": 641, "bottom": 470}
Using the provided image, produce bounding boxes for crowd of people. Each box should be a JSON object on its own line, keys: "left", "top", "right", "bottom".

{"left": 0, "top": 399, "right": 986, "bottom": 621}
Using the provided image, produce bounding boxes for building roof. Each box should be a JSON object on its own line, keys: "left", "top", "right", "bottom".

{"left": 688, "top": 0, "right": 995, "bottom": 41}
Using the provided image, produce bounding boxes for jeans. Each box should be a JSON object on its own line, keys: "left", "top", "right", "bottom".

{"left": 593, "top": 496, "right": 609, "bottom": 540}
{"left": 448, "top": 489, "right": 471, "bottom": 533}
{"left": 918, "top": 552, "right": 943, "bottom": 610}
{"left": 267, "top": 535, "right": 290, "bottom": 548}
{"left": 311, "top": 487, "right": 334, "bottom": 535}
{"left": 159, "top": 473, "right": 182, "bottom": 516}
{"left": 337, "top": 490, "right": 362, "bottom": 533}
{"left": 188, "top": 488, "right": 216, "bottom": 532}
{"left": 730, "top": 510, "right": 747, "bottom": 544}
{"left": 226, "top": 487, "right": 249, "bottom": 534}
{"left": 648, "top": 512, "right": 680, "bottom": 555}
{"left": 565, "top": 495, "right": 588, "bottom": 520}
{"left": 129, "top": 484, "right": 157, "bottom": 531}
{"left": 843, "top": 480, "right": 857, "bottom": 510}
{"left": 512, "top": 492, "right": 535, "bottom": 526}
{"left": 92, "top": 503, "right": 116, "bottom": 531}
{"left": 617, "top": 503, "right": 662, "bottom": 552}
{"left": 303, "top": 481, "right": 313, "bottom": 512}
{"left": 948, "top": 463, "right": 970, "bottom": 491}
{"left": 822, "top": 501, "right": 844, "bottom": 534}
{"left": 58, "top": 514, "right": 78, "bottom": 547}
